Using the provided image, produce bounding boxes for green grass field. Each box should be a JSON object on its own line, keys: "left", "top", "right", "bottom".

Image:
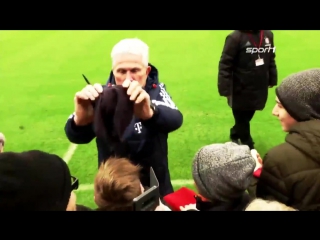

{"left": 1, "top": 30, "right": 319, "bottom": 208}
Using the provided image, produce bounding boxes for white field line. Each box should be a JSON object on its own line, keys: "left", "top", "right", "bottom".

{"left": 76, "top": 179, "right": 194, "bottom": 191}
{"left": 62, "top": 143, "right": 194, "bottom": 191}
{"left": 62, "top": 143, "right": 78, "bottom": 164}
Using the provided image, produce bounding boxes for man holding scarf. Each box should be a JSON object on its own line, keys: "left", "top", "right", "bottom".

{"left": 64, "top": 38, "right": 183, "bottom": 197}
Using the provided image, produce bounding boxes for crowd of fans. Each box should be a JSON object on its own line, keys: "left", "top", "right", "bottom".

{"left": 0, "top": 67, "right": 319, "bottom": 211}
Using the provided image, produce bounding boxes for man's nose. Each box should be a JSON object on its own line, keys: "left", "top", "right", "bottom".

{"left": 126, "top": 72, "right": 134, "bottom": 80}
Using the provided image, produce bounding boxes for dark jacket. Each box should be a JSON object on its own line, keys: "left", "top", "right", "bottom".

{"left": 187, "top": 194, "right": 251, "bottom": 211}
{"left": 218, "top": 30, "right": 277, "bottom": 111}
{"left": 64, "top": 64, "right": 183, "bottom": 196}
{"left": 256, "top": 120, "right": 320, "bottom": 210}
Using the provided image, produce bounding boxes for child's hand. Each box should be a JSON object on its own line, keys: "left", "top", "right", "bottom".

{"left": 0, "top": 133, "right": 5, "bottom": 153}
{"left": 256, "top": 153, "right": 263, "bottom": 165}
{"left": 180, "top": 204, "right": 198, "bottom": 211}
{"left": 251, "top": 149, "right": 263, "bottom": 178}
{"left": 154, "top": 199, "right": 171, "bottom": 211}
{"left": 251, "top": 149, "right": 263, "bottom": 169}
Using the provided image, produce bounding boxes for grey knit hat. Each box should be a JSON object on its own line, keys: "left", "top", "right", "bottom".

{"left": 192, "top": 142, "right": 256, "bottom": 202}
{"left": 276, "top": 68, "right": 320, "bottom": 121}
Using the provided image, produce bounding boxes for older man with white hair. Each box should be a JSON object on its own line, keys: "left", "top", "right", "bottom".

{"left": 64, "top": 38, "right": 183, "bottom": 196}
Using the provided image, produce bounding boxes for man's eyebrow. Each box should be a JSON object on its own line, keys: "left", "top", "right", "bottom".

{"left": 116, "top": 68, "right": 125, "bottom": 71}
{"left": 116, "top": 67, "right": 141, "bottom": 71}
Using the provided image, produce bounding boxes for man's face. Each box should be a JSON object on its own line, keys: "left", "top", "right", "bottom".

{"left": 112, "top": 54, "right": 151, "bottom": 87}
{"left": 272, "top": 97, "right": 297, "bottom": 132}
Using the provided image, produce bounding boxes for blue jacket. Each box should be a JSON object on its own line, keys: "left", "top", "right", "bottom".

{"left": 64, "top": 64, "right": 183, "bottom": 196}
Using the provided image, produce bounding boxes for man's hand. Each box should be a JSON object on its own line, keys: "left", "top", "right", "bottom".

{"left": 74, "top": 84, "right": 103, "bottom": 126}
{"left": 122, "top": 79, "right": 153, "bottom": 120}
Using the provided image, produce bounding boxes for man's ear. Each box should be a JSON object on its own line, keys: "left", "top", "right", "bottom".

{"left": 146, "top": 66, "right": 151, "bottom": 75}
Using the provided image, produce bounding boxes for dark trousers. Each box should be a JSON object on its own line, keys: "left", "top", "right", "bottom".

{"left": 230, "top": 109, "right": 255, "bottom": 148}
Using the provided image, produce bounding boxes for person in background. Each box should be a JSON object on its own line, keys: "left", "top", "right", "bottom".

{"left": 188, "top": 142, "right": 256, "bottom": 211}
{"left": 94, "top": 157, "right": 170, "bottom": 211}
{"left": 255, "top": 69, "right": 320, "bottom": 211}
{"left": 245, "top": 199, "right": 296, "bottom": 211}
{"left": 0, "top": 133, "right": 5, "bottom": 153}
{"left": 64, "top": 38, "right": 183, "bottom": 197}
{"left": 0, "top": 150, "right": 79, "bottom": 211}
{"left": 218, "top": 30, "right": 277, "bottom": 149}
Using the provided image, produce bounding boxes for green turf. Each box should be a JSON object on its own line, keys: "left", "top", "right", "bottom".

{"left": 1, "top": 30, "right": 319, "bottom": 208}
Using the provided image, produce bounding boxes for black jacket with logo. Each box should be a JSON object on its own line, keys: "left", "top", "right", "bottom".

{"left": 218, "top": 30, "right": 278, "bottom": 111}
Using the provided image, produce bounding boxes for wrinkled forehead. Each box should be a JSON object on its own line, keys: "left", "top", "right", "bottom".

{"left": 112, "top": 53, "right": 146, "bottom": 70}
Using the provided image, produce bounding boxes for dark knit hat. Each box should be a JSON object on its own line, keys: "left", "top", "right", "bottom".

{"left": 0, "top": 150, "right": 72, "bottom": 211}
{"left": 94, "top": 85, "right": 134, "bottom": 155}
{"left": 276, "top": 68, "right": 320, "bottom": 121}
{"left": 192, "top": 142, "right": 256, "bottom": 202}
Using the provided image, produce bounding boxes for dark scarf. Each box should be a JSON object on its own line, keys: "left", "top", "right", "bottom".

{"left": 94, "top": 85, "right": 134, "bottom": 158}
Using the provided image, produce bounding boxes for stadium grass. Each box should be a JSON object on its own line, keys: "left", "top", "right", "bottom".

{"left": 1, "top": 30, "right": 319, "bottom": 208}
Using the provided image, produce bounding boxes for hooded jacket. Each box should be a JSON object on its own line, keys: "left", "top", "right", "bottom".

{"left": 64, "top": 64, "right": 183, "bottom": 196}
{"left": 256, "top": 120, "right": 320, "bottom": 210}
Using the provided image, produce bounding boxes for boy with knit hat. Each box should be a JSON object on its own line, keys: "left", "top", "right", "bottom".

{"left": 191, "top": 142, "right": 255, "bottom": 211}
{"left": 0, "top": 150, "right": 78, "bottom": 211}
{"left": 256, "top": 68, "right": 320, "bottom": 210}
